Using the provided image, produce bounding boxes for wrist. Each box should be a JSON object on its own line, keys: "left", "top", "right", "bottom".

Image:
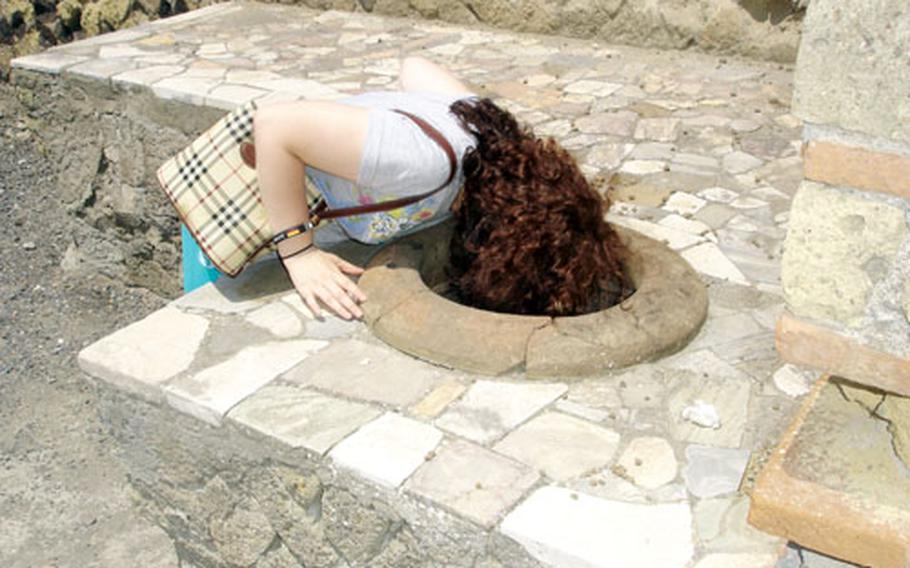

{"left": 276, "top": 231, "right": 313, "bottom": 255}
{"left": 279, "top": 241, "right": 317, "bottom": 262}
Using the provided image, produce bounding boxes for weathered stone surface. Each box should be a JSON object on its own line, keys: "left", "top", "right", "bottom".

{"left": 165, "top": 340, "right": 327, "bottom": 426}
{"left": 328, "top": 412, "right": 443, "bottom": 488}
{"left": 410, "top": 379, "right": 466, "bottom": 419}
{"left": 405, "top": 440, "right": 539, "bottom": 528}
{"left": 722, "top": 151, "right": 764, "bottom": 174}
{"left": 574, "top": 111, "right": 637, "bottom": 136}
{"left": 664, "top": 192, "right": 707, "bottom": 216}
{"left": 609, "top": 176, "right": 673, "bottom": 207}
{"left": 614, "top": 437, "right": 678, "bottom": 490}
{"left": 793, "top": 0, "right": 910, "bottom": 143}
{"left": 781, "top": 181, "right": 908, "bottom": 327}
{"left": 501, "top": 486, "right": 694, "bottom": 568}
{"left": 904, "top": 280, "right": 910, "bottom": 324}
{"left": 244, "top": 301, "right": 303, "bottom": 339}
{"left": 634, "top": 118, "right": 680, "bottom": 142}
{"left": 776, "top": 311, "right": 910, "bottom": 397}
{"left": 435, "top": 380, "right": 566, "bottom": 444}
{"left": 682, "top": 445, "right": 750, "bottom": 498}
{"left": 667, "top": 372, "right": 751, "bottom": 448}
{"left": 681, "top": 242, "right": 748, "bottom": 284}
{"left": 493, "top": 412, "right": 621, "bottom": 480}
{"left": 698, "top": 496, "right": 781, "bottom": 553}
{"left": 772, "top": 364, "right": 813, "bottom": 398}
{"left": 693, "top": 552, "right": 779, "bottom": 568}
{"left": 878, "top": 395, "right": 910, "bottom": 469}
{"left": 284, "top": 338, "right": 443, "bottom": 408}
{"left": 373, "top": 291, "right": 550, "bottom": 376}
{"left": 803, "top": 140, "right": 910, "bottom": 200}
{"left": 78, "top": 306, "right": 208, "bottom": 401}
{"left": 526, "top": 229, "right": 708, "bottom": 377}
{"left": 228, "top": 384, "right": 380, "bottom": 455}
{"left": 609, "top": 216, "right": 706, "bottom": 250}
{"left": 210, "top": 496, "right": 274, "bottom": 567}
{"left": 749, "top": 378, "right": 910, "bottom": 568}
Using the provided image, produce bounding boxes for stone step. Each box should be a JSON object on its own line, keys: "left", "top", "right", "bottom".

{"left": 750, "top": 376, "right": 910, "bottom": 568}
{"left": 8, "top": 2, "right": 820, "bottom": 566}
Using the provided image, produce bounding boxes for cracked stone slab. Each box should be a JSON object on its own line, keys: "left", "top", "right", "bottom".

{"left": 78, "top": 306, "right": 209, "bottom": 402}
{"left": 501, "top": 486, "right": 694, "bottom": 568}
{"left": 667, "top": 372, "right": 752, "bottom": 448}
{"left": 435, "top": 380, "right": 567, "bottom": 444}
{"left": 164, "top": 339, "right": 327, "bottom": 426}
{"left": 683, "top": 444, "right": 751, "bottom": 498}
{"left": 283, "top": 338, "right": 444, "bottom": 408}
{"left": 405, "top": 440, "right": 539, "bottom": 527}
{"left": 228, "top": 384, "right": 380, "bottom": 455}
{"left": 750, "top": 377, "right": 910, "bottom": 567}
{"left": 493, "top": 412, "right": 621, "bottom": 480}
{"left": 328, "top": 412, "right": 443, "bottom": 488}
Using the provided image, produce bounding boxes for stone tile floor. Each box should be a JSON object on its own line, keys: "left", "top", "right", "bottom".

{"left": 14, "top": 2, "right": 860, "bottom": 566}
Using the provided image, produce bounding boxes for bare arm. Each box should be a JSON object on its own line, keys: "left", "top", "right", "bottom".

{"left": 253, "top": 100, "right": 370, "bottom": 319}
{"left": 399, "top": 56, "right": 472, "bottom": 95}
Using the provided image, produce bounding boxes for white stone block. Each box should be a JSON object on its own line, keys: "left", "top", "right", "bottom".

{"left": 78, "top": 307, "right": 209, "bottom": 402}
{"left": 501, "top": 486, "right": 694, "bottom": 568}
{"left": 164, "top": 340, "right": 327, "bottom": 426}
{"left": 228, "top": 384, "right": 380, "bottom": 455}
{"left": 329, "top": 412, "right": 443, "bottom": 488}
{"left": 494, "top": 412, "right": 620, "bottom": 480}
{"left": 435, "top": 381, "right": 567, "bottom": 444}
{"left": 406, "top": 440, "right": 538, "bottom": 527}
{"left": 11, "top": 53, "right": 88, "bottom": 74}
{"left": 681, "top": 243, "right": 749, "bottom": 284}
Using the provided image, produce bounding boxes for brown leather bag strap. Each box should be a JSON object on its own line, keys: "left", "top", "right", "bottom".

{"left": 312, "top": 109, "right": 457, "bottom": 222}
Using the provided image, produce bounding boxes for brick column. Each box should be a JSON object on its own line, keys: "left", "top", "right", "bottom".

{"left": 777, "top": 0, "right": 910, "bottom": 395}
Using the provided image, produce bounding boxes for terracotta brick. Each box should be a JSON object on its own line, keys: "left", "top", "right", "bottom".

{"left": 749, "top": 376, "right": 910, "bottom": 568}
{"left": 776, "top": 310, "right": 910, "bottom": 397}
{"left": 803, "top": 140, "right": 910, "bottom": 200}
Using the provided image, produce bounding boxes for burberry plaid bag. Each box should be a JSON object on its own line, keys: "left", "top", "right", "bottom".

{"left": 156, "top": 100, "right": 321, "bottom": 277}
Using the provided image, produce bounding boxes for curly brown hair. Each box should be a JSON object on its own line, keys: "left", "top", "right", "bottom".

{"left": 447, "top": 97, "right": 631, "bottom": 317}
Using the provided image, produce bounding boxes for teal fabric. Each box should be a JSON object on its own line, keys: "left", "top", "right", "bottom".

{"left": 181, "top": 224, "right": 222, "bottom": 293}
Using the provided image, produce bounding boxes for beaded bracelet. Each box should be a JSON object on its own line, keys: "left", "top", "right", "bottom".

{"left": 278, "top": 242, "right": 315, "bottom": 261}
{"left": 271, "top": 220, "right": 316, "bottom": 246}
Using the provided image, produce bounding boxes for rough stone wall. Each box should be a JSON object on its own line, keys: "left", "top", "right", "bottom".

{"left": 94, "top": 385, "right": 546, "bottom": 567}
{"left": 3, "top": 70, "right": 223, "bottom": 296}
{"left": 778, "top": 0, "right": 910, "bottom": 390}
{"left": 269, "top": 0, "right": 808, "bottom": 63}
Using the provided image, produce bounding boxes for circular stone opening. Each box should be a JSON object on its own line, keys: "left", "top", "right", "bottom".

{"left": 359, "top": 219, "right": 707, "bottom": 378}
{"left": 423, "top": 251, "right": 635, "bottom": 317}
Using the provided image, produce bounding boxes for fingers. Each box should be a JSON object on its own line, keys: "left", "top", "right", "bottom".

{"left": 287, "top": 251, "right": 366, "bottom": 320}
{"left": 301, "top": 290, "right": 322, "bottom": 319}
{"left": 316, "top": 283, "right": 362, "bottom": 320}
{"left": 334, "top": 273, "right": 368, "bottom": 303}
{"left": 331, "top": 254, "right": 365, "bottom": 275}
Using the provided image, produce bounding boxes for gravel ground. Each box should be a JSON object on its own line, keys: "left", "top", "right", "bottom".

{"left": 0, "top": 97, "right": 179, "bottom": 567}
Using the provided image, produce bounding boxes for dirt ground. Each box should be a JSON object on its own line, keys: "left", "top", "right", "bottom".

{"left": 0, "top": 96, "right": 180, "bottom": 567}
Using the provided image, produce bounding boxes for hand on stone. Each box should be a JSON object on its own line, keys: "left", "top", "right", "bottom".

{"left": 282, "top": 247, "right": 366, "bottom": 320}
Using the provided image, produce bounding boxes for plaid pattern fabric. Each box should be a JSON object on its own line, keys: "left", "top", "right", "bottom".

{"left": 157, "top": 100, "right": 322, "bottom": 277}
